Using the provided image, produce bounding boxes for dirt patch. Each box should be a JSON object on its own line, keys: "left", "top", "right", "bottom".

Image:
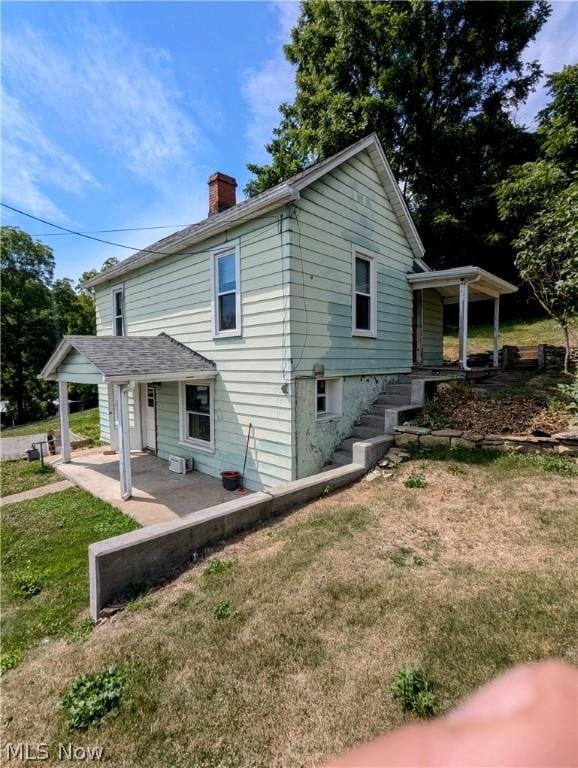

{"left": 417, "top": 382, "right": 572, "bottom": 435}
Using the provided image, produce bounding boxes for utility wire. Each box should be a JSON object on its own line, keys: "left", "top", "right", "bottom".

{"left": 29, "top": 225, "right": 190, "bottom": 236}
{"left": 1, "top": 203, "right": 281, "bottom": 259}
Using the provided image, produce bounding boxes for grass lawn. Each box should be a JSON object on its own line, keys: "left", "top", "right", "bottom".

{"left": 2, "top": 451, "right": 577, "bottom": 767}
{"left": 1, "top": 459, "right": 61, "bottom": 497}
{"left": 1, "top": 407, "right": 100, "bottom": 444}
{"left": 1, "top": 488, "right": 139, "bottom": 674}
{"left": 444, "top": 315, "right": 578, "bottom": 361}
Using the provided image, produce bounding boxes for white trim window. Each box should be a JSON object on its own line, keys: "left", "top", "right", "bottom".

{"left": 352, "top": 248, "right": 377, "bottom": 337}
{"left": 315, "top": 378, "right": 343, "bottom": 420}
{"left": 112, "top": 285, "right": 125, "bottom": 337}
{"left": 179, "top": 381, "right": 214, "bottom": 450}
{"left": 212, "top": 243, "right": 241, "bottom": 337}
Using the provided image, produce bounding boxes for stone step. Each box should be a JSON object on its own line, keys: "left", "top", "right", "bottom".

{"left": 375, "top": 395, "right": 412, "bottom": 407}
{"left": 341, "top": 437, "right": 358, "bottom": 452}
{"left": 358, "top": 414, "right": 385, "bottom": 429}
{"left": 375, "top": 392, "right": 410, "bottom": 405}
{"left": 382, "top": 383, "right": 412, "bottom": 393}
{"left": 331, "top": 449, "right": 353, "bottom": 466}
{"left": 351, "top": 425, "right": 384, "bottom": 439}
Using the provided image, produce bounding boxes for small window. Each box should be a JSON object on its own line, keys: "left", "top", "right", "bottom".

{"left": 112, "top": 286, "right": 125, "bottom": 336}
{"left": 352, "top": 250, "right": 377, "bottom": 336}
{"left": 315, "top": 378, "right": 343, "bottom": 420}
{"left": 180, "top": 382, "right": 214, "bottom": 449}
{"left": 212, "top": 244, "right": 241, "bottom": 337}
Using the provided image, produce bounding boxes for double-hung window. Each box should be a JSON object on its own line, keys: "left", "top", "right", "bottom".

{"left": 112, "top": 285, "right": 125, "bottom": 336}
{"left": 352, "top": 249, "right": 377, "bottom": 337}
{"left": 212, "top": 243, "right": 241, "bottom": 337}
{"left": 179, "top": 382, "right": 214, "bottom": 450}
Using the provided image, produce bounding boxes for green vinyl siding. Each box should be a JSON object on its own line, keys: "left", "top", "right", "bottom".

{"left": 54, "top": 350, "right": 102, "bottom": 385}
{"left": 286, "top": 150, "right": 414, "bottom": 376}
{"left": 95, "top": 217, "right": 292, "bottom": 491}
{"left": 421, "top": 289, "right": 444, "bottom": 366}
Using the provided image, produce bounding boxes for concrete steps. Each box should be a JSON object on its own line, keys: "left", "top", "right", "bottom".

{"left": 326, "top": 371, "right": 461, "bottom": 469}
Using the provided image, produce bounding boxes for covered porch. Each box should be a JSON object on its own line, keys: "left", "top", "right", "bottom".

{"left": 41, "top": 333, "right": 218, "bottom": 502}
{"left": 408, "top": 266, "right": 518, "bottom": 370}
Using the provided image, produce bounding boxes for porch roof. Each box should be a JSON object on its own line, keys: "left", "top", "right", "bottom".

{"left": 407, "top": 266, "right": 517, "bottom": 304}
{"left": 41, "top": 333, "right": 217, "bottom": 384}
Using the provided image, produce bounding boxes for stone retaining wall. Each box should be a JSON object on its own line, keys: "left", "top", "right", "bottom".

{"left": 394, "top": 426, "right": 578, "bottom": 456}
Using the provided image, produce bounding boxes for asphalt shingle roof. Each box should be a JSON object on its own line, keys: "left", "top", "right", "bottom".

{"left": 64, "top": 333, "right": 216, "bottom": 378}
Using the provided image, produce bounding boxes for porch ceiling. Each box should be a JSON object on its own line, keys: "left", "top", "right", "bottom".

{"left": 407, "top": 266, "right": 518, "bottom": 304}
{"left": 40, "top": 332, "right": 217, "bottom": 384}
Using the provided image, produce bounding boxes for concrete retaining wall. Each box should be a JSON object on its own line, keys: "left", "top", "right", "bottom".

{"left": 89, "top": 462, "right": 367, "bottom": 619}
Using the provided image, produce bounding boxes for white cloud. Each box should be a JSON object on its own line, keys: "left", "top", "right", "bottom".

{"left": 1, "top": 93, "right": 100, "bottom": 222}
{"left": 1, "top": 11, "right": 206, "bottom": 220}
{"left": 241, "top": 1, "right": 300, "bottom": 164}
{"left": 517, "top": 1, "right": 578, "bottom": 127}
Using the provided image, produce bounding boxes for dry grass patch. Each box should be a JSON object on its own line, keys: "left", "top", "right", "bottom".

{"left": 2, "top": 457, "right": 577, "bottom": 767}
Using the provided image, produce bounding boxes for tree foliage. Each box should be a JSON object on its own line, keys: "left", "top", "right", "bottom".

{"left": 497, "top": 65, "right": 578, "bottom": 372}
{"left": 1, "top": 227, "right": 57, "bottom": 423}
{"left": 1, "top": 227, "right": 118, "bottom": 423}
{"left": 246, "top": 0, "right": 549, "bottom": 280}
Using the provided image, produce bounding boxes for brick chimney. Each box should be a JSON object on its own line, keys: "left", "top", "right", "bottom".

{"left": 208, "top": 172, "right": 237, "bottom": 216}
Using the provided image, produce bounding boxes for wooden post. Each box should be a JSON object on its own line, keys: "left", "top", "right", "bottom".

{"left": 58, "top": 380, "right": 71, "bottom": 463}
{"left": 115, "top": 384, "right": 132, "bottom": 500}
{"left": 493, "top": 296, "right": 500, "bottom": 368}
{"left": 458, "top": 280, "right": 469, "bottom": 370}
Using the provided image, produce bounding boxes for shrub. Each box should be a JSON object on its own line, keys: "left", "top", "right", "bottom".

{"left": 60, "top": 666, "right": 125, "bottom": 730}
{"left": 204, "top": 559, "right": 233, "bottom": 576}
{"left": 391, "top": 667, "right": 437, "bottom": 717}
{"left": 213, "top": 600, "right": 232, "bottom": 620}
{"left": 404, "top": 473, "right": 427, "bottom": 489}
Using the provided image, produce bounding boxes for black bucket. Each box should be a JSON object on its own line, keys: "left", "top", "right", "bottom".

{"left": 221, "top": 471, "right": 241, "bottom": 491}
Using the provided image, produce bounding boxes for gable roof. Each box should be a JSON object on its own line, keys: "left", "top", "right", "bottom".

{"left": 85, "top": 134, "right": 425, "bottom": 288}
{"left": 40, "top": 333, "right": 216, "bottom": 383}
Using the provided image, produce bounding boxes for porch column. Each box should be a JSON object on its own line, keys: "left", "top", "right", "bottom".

{"left": 114, "top": 384, "right": 132, "bottom": 500}
{"left": 458, "top": 279, "right": 469, "bottom": 370}
{"left": 493, "top": 296, "right": 500, "bottom": 368}
{"left": 58, "top": 380, "right": 71, "bottom": 463}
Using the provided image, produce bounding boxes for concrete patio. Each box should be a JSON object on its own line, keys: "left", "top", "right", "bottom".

{"left": 56, "top": 450, "right": 247, "bottom": 526}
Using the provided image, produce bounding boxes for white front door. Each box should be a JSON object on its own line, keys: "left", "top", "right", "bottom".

{"left": 143, "top": 384, "right": 157, "bottom": 452}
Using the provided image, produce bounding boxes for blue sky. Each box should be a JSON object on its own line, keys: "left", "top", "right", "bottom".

{"left": 1, "top": 1, "right": 577, "bottom": 281}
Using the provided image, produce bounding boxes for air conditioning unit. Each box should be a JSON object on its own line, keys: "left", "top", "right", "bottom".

{"left": 168, "top": 455, "right": 194, "bottom": 474}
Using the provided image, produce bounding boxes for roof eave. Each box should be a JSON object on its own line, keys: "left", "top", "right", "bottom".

{"left": 407, "top": 266, "right": 518, "bottom": 295}
{"left": 104, "top": 370, "right": 218, "bottom": 384}
{"left": 85, "top": 185, "right": 299, "bottom": 288}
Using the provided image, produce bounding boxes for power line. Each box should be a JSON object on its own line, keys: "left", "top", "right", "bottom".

{"left": 0, "top": 203, "right": 282, "bottom": 259}
{"left": 29, "top": 225, "right": 190, "bottom": 237}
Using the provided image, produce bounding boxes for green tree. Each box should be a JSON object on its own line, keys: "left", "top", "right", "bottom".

{"left": 53, "top": 278, "right": 96, "bottom": 336}
{"left": 246, "top": 0, "right": 549, "bottom": 280}
{"left": 497, "top": 65, "right": 578, "bottom": 372}
{"left": 1, "top": 227, "right": 57, "bottom": 423}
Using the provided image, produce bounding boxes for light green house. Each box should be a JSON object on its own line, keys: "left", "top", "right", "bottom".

{"left": 41, "top": 134, "right": 516, "bottom": 497}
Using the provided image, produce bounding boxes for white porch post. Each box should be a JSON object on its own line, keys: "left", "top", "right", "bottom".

{"left": 114, "top": 384, "right": 132, "bottom": 500}
{"left": 58, "top": 380, "right": 71, "bottom": 463}
{"left": 458, "top": 279, "right": 469, "bottom": 370}
{"left": 493, "top": 296, "right": 500, "bottom": 368}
